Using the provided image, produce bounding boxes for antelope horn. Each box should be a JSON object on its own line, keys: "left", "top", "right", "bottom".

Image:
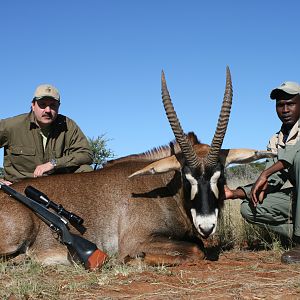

{"left": 203, "top": 66, "right": 233, "bottom": 169}
{"left": 161, "top": 70, "right": 202, "bottom": 170}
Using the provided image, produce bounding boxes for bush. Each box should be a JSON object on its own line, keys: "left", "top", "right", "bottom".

{"left": 88, "top": 135, "right": 114, "bottom": 170}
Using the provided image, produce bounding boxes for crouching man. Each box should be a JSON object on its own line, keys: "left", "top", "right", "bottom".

{"left": 0, "top": 84, "right": 93, "bottom": 185}
{"left": 224, "top": 81, "right": 300, "bottom": 264}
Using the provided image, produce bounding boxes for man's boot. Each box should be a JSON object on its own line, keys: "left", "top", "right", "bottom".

{"left": 281, "top": 236, "right": 300, "bottom": 264}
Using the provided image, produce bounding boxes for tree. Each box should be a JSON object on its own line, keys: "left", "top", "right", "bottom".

{"left": 0, "top": 167, "right": 3, "bottom": 178}
{"left": 88, "top": 134, "right": 114, "bottom": 170}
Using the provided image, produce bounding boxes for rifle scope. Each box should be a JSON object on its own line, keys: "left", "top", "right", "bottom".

{"left": 24, "top": 185, "right": 84, "bottom": 226}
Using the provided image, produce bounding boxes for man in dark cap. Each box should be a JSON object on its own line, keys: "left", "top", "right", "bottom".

{"left": 224, "top": 81, "right": 300, "bottom": 264}
{"left": 0, "top": 84, "right": 93, "bottom": 184}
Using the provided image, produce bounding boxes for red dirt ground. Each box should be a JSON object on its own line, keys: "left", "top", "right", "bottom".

{"left": 5, "top": 249, "right": 300, "bottom": 299}
{"left": 84, "top": 250, "right": 300, "bottom": 299}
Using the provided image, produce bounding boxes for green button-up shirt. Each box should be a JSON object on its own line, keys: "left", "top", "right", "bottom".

{"left": 0, "top": 112, "right": 93, "bottom": 182}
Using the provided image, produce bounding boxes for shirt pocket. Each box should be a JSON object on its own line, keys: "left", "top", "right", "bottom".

{"left": 8, "top": 146, "right": 36, "bottom": 172}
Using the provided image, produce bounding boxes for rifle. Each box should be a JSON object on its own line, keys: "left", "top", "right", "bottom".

{"left": 0, "top": 183, "right": 108, "bottom": 270}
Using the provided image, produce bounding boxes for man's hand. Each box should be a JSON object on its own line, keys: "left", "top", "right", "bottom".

{"left": 250, "top": 160, "right": 286, "bottom": 207}
{"left": 223, "top": 185, "right": 234, "bottom": 200}
{"left": 33, "top": 162, "right": 55, "bottom": 178}
{"left": 251, "top": 173, "right": 268, "bottom": 207}
{"left": 0, "top": 179, "right": 12, "bottom": 185}
{"left": 222, "top": 185, "right": 246, "bottom": 200}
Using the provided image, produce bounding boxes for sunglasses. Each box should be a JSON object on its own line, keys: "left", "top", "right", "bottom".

{"left": 36, "top": 100, "right": 60, "bottom": 110}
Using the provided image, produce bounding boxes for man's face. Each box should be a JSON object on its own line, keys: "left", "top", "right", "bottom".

{"left": 276, "top": 94, "right": 300, "bottom": 127}
{"left": 31, "top": 97, "right": 60, "bottom": 128}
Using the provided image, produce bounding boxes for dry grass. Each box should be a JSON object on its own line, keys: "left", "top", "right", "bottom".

{"left": 214, "top": 166, "right": 289, "bottom": 252}
{"left": 0, "top": 255, "right": 174, "bottom": 299}
{"left": 3, "top": 252, "right": 299, "bottom": 300}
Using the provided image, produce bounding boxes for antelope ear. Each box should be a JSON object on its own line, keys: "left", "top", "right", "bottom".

{"left": 129, "top": 155, "right": 181, "bottom": 178}
{"left": 219, "top": 149, "right": 276, "bottom": 167}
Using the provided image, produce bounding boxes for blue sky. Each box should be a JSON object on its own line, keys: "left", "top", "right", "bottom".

{"left": 1, "top": 1, "right": 299, "bottom": 166}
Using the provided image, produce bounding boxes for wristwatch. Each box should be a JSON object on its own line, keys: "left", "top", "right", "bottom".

{"left": 50, "top": 159, "right": 57, "bottom": 167}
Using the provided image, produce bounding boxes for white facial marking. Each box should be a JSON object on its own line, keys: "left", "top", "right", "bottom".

{"left": 210, "top": 170, "right": 221, "bottom": 198}
{"left": 191, "top": 208, "right": 219, "bottom": 237}
{"left": 185, "top": 173, "right": 198, "bottom": 200}
{"left": 215, "top": 207, "right": 219, "bottom": 219}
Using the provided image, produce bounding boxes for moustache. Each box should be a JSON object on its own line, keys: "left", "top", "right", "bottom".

{"left": 42, "top": 113, "right": 53, "bottom": 118}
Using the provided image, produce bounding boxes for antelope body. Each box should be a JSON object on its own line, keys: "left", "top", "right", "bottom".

{"left": 0, "top": 68, "right": 274, "bottom": 266}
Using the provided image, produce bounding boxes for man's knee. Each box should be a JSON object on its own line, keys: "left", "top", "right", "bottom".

{"left": 240, "top": 200, "right": 254, "bottom": 222}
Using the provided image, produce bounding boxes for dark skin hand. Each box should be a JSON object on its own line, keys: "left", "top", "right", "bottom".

{"left": 223, "top": 185, "right": 246, "bottom": 200}
{"left": 250, "top": 160, "right": 287, "bottom": 207}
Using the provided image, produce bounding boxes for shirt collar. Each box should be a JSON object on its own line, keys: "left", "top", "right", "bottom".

{"left": 278, "top": 120, "right": 300, "bottom": 145}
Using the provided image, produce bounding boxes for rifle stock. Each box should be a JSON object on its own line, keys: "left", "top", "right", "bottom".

{"left": 0, "top": 183, "right": 108, "bottom": 270}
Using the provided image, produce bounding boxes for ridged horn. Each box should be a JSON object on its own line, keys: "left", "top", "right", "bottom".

{"left": 203, "top": 66, "right": 233, "bottom": 169}
{"left": 161, "top": 70, "right": 202, "bottom": 169}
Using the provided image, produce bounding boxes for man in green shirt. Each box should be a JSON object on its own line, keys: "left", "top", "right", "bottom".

{"left": 0, "top": 84, "right": 93, "bottom": 184}
{"left": 224, "top": 81, "right": 300, "bottom": 264}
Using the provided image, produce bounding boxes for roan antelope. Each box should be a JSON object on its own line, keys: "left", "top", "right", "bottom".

{"left": 0, "top": 67, "right": 274, "bottom": 266}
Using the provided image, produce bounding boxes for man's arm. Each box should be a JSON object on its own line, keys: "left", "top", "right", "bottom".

{"left": 250, "top": 137, "right": 300, "bottom": 205}
{"left": 33, "top": 162, "right": 55, "bottom": 178}
{"left": 224, "top": 160, "right": 287, "bottom": 205}
{"left": 33, "top": 119, "right": 93, "bottom": 177}
{"left": 224, "top": 185, "right": 247, "bottom": 200}
{"left": 0, "top": 119, "right": 9, "bottom": 148}
{"left": 250, "top": 160, "right": 287, "bottom": 206}
{"left": 0, "top": 120, "right": 12, "bottom": 184}
{"left": 54, "top": 123, "right": 93, "bottom": 169}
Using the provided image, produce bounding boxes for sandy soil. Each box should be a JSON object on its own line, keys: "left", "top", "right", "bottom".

{"left": 4, "top": 249, "right": 300, "bottom": 299}
{"left": 71, "top": 250, "right": 300, "bottom": 300}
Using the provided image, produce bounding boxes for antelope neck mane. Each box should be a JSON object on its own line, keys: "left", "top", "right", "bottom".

{"left": 106, "top": 132, "right": 202, "bottom": 165}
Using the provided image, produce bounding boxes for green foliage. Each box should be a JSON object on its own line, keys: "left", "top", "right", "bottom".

{"left": 88, "top": 135, "right": 114, "bottom": 170}
{"left": 225, "top": 161, "right": 266, "bottom": 182}
{"left": 0, "top": 167, "right": 3, "bottom": 178}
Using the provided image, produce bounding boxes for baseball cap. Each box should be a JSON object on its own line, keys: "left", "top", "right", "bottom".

{"left": 270, "top": 81, "right": 300, "bottom": 100}
{"left": 33, "top": 84, "right": 60, "bottom": 102}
